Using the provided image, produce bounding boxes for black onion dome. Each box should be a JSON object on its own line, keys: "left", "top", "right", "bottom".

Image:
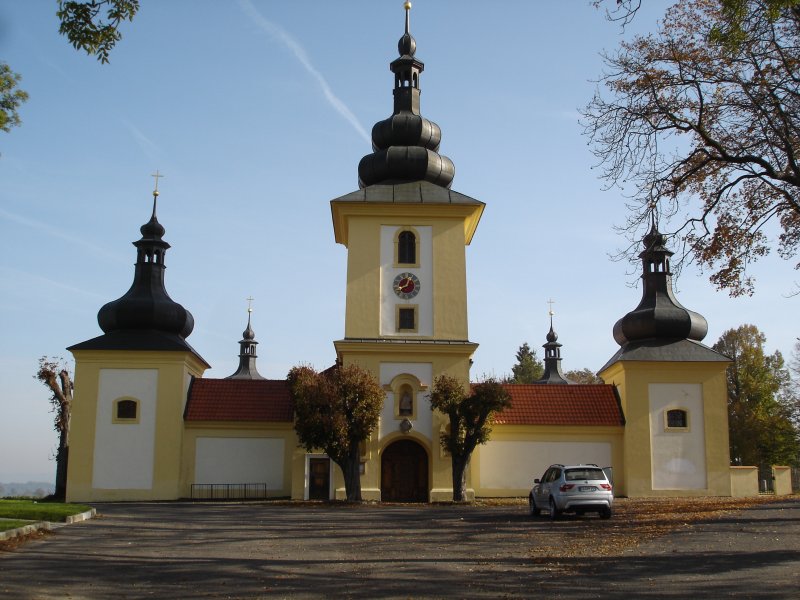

{"left": 398, "top": 30, "right": 416, "bottom": 56}
{"left": 546, "top": 325, "right": 558, "bottom": 343}
{"left": 612, "top": 222, "right": 708, "bottom": 346}
{"left": 243, "top": 318, "right": 255, "bottom": 340}
{"left": 358, "top": 3, "right": 455, "bottom": 189}
{"left": 97, "top": 194, "right": 194, "bottom": 339}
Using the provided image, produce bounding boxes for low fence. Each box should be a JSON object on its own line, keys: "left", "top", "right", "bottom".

{"left": 191, "top": 483, "right": 270, "bottom": 500}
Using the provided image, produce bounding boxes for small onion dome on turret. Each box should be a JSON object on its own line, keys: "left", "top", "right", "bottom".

{"left": 227, "top": 306, "right": 265, "bottom": 380}
{"left": 358, "top": 1, "right": 455, "bottom": 189}
{"left": 536, "top": 318, "right": 574, "bottom": 385}
{"left": 612, "top": 222, "right": 708, "bottom": 346}
{"left": 97, "top": 190, "right": 195, "bottom": 339}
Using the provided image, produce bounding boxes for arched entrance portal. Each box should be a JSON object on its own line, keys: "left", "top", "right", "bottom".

{"left": 381, "top": 439, "right": 429, "bottom": 502}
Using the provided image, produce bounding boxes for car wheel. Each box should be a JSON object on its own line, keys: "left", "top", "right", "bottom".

{"left": 600, "top": 507, "right": 612, "bottom": 519}
{"left": 549, "top": 497, "right": 560, "bottom": 521}
{"left": 528, "top": 495, "right": 540, "bottom": 517}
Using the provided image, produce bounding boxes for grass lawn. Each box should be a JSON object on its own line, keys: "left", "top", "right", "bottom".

{"left": 0, "top": 499, "right": 92, "bottom": 525}
{"left": 0, "top": 519, "right": 35, "bottom": 532}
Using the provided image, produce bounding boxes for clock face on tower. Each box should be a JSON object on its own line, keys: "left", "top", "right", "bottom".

{"left": 393, "top": 272, "right": 421, "bottom": 300}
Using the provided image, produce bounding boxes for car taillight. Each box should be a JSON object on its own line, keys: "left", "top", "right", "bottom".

{"left": 600, "top": 483, "right": 612, "bottom": 490}
{"left": 559, "top": 484, "right": 575, "bottom": 492}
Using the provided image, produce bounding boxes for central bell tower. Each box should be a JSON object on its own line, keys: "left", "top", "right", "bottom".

{"left": 330, "top": 3, "right": 484, "bottom": 501}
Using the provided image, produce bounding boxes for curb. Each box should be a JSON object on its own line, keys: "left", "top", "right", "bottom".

{"left": 0, "top": 508, "right": 96, "bottom": 541}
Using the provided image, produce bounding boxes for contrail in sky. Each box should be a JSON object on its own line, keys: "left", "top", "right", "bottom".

{"left": 238, "top": 0, "right": 371, "bottom": 144}
{"left": 0, "top": 207, "right": 125, "bottom": 264}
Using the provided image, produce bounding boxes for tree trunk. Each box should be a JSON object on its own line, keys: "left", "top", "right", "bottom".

{"left": 54, "top": 437, "right": 68, "bottom": 501}
{"left": 451, "top": 454, "right": 468, "bottom": 502}
{"left": 341, "top": 443, "right": 363, "bottom": 502}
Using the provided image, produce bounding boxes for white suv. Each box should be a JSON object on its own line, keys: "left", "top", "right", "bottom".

{"left": 529, "top": 464, "right": 613, "bottom": 520}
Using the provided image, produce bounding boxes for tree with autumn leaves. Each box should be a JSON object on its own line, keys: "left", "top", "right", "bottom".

{"left": 288, "top": 364, "right": 384, "bottom": 502}
{"left": 713, "top": 325, "right": 799, "bottom": 467}
{"left": 429, "top": 375, "right": 511, "bottom": 502}
{"left": 585, "top": 0, "right": 800, "bottom": 296}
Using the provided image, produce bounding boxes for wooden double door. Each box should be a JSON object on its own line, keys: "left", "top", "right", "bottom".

{"left": 381, "top": 439, "right": 429, "bottom": 502}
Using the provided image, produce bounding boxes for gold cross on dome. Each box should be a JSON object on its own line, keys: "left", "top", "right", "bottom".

{"left": 547, "top": 298, "right": 555, "bottom": 317}
{"left": 151, "top": 170, "right": 164, "bottom": 194}
{"left": 246, "top": 296, "right": 255, "bottom": 313}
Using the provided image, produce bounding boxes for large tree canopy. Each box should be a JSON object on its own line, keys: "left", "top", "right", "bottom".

{"left": 585, "top": 0, "right": 800, "bottom": 296}
{"left": 712, "top": 324, "right": 799, "bottom": 467}
{"left": 288, "top": 364, "right": 383, "bottom": 502}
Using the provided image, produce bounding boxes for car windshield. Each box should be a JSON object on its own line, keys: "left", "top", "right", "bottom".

{"left": 565, "top": 468, "right": 605, "bottom": 481}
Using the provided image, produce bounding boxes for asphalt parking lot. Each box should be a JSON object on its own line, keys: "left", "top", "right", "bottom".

{"left": 1, "top": 498, "right": 799, "bottom": 599}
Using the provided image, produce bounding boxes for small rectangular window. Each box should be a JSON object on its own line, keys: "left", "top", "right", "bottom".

{"left": 398, "top": 307, "right": 416, "bottom": 331}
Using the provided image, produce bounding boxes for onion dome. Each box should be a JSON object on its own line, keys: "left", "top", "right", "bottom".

{"left": 358, "top": 2, "right": 455, "bottom": 189}
{"left": 97, "top": 189, "right": 195, "bottom": 339}
{"left": 612, "top": 221, "right": 708, "bottom": 346}
{"left": 227, "top": 302, "right": 265, "bottom": 380}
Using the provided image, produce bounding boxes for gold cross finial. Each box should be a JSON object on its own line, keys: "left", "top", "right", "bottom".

{"left": 246, "top": 296, "right": 254, "bottom": 314}
{"left": 151, "top": 170, "right": 164, "bottom": 197}
{"left": 547, "top": 298, "right": 555, "bottom": 317}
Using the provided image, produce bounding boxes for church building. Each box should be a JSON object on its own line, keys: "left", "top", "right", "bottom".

{"left": 64, "top": 4, "right": 732, "bottom": 503}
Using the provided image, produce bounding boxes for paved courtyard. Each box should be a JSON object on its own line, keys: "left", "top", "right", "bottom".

{"left": 1, "top": 499, "right": 799, "bottom": 598}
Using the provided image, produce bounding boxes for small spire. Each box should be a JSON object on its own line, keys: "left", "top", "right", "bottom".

{"left": 536, "top": 300, "right": 573, "bottom": 385}
{"left": 150, "top": 170, "right": 164, "bottom": 218}
{"left": 404, "top": 1, "right": 411, "bottom": 34}
{"left": 227, "top": 298, "right": 264, "bottom": 380}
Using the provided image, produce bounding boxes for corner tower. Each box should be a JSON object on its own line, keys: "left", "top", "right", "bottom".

{"left": 330, "top": 3, "right": 483, "bottom": 501}
{"left": 599, "top": 221, "right": 731, "bottom": 497}
{"left": 66, "top": 182, "right": 208, "bottom": 502}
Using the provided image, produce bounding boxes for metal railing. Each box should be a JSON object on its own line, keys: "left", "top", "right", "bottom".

{"left": 190, "top": 483, "right": 269, "bottom": 500}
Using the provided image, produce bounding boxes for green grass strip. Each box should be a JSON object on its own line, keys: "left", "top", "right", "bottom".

{"left": 0, "top": 499, "right": 91, "bottom": 523}
{"left": 0, "top": 519, "right": 35, "bottom": 532}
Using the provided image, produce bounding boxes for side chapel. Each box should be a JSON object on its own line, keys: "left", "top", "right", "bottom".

{"left": 65, "top": 4, "right": 732, "bottom": 503}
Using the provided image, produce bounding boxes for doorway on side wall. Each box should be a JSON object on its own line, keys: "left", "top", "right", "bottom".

{"left": 308, "top": 457, "right": 331, "bottom": 500}
{"left": 381, "top": 439, "right": 429, "bottom": 502}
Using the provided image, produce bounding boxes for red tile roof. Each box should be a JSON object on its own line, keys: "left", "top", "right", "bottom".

{"left": 184, "top": 378, "right": 293, "bottom": 422}
{"left": 494, "top": 384, "right": 624, "bottom": 426}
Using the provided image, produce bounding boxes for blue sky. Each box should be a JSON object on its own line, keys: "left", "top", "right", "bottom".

{"left": 1, "top": 1, "right": 796, "bottom": 483}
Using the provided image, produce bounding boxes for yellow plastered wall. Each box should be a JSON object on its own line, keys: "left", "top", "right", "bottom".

{"left": 338, "top": 210, "right": 473, "bottom": 340}
{"left": 331, "top": 197, "right": 482, "bottom": 501}
{"left": 334, "top": 343, "right": 477, "bottom": 502}
{"left": 66, "top": 349, "right": 206, "bottom": 502}
{"left": 730, "top": 466, "right": 758, "bottom": 496}
{"left": 600, "top": 360, "right": 731, "bottom": 497}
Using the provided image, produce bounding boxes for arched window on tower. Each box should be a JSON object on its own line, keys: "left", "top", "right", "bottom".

{"left": 397, "top": 230, "right": 417, "bottom": 265}
{"left": 665, "top": 408, "right": 689, "bottom": 430}
{"left": 113, "top": 398, "right": 139, "bottom": 423}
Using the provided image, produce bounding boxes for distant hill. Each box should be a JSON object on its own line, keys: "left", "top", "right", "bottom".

{"left": 0, "top": 481, "right": 54, "bottom": 498}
